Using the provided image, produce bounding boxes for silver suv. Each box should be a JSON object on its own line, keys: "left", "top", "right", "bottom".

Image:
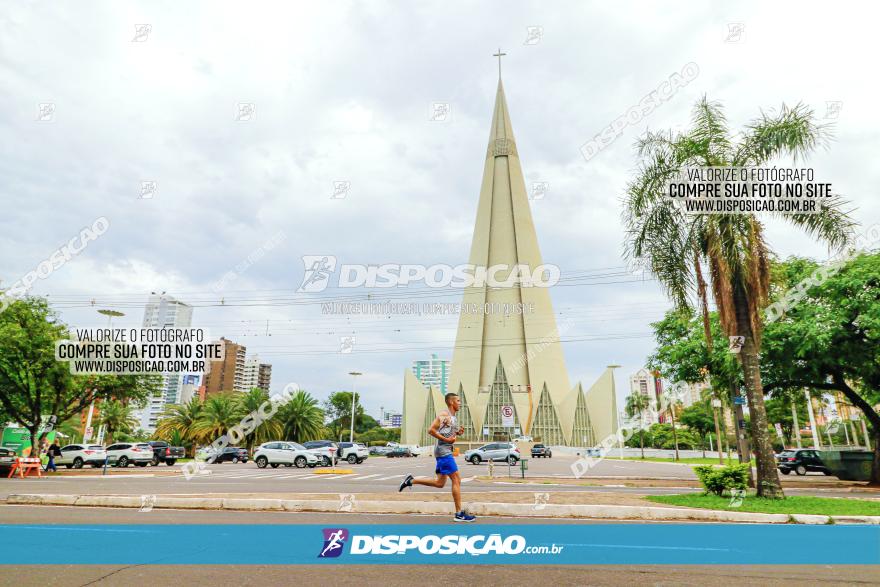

{"left": 464, "top": 442, "right": 520, "bottom": 465}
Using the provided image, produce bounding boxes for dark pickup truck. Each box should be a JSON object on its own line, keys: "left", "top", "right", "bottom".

{"left": 148, "top": 441, "right": 185, "bottom": 466}
{"left": 530, "top": 444, "right": 553, "bottom": 458}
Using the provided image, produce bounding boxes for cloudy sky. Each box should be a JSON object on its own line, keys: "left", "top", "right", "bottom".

{"left": 2, "top": 1, "right": 878, "bottom": 418}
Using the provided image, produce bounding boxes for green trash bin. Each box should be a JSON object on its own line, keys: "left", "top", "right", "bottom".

{"left": 820, "top": 450, "right": 873, "bottom": 481}
{"left": 519, "top": 457, "right": 528, "bottom": 479}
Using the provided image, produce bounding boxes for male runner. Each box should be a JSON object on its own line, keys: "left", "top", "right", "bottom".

{"left": 399, "top": 392, "right": 475, "bottom": 522}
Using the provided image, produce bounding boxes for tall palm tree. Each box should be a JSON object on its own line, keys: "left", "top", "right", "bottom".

{"left": 96, "top": 399, "right": 138, "bottom": 445}
{"left": 235, "top": 388, "right": 283, "bottom": 455}
{"left": 155, "top": 397, "right": 204, "bottom": 457}
{"left": 274, "top": 390, "right": 324, "bottom": 443}
{"left": 624, "top": 97, "right": 854, "bottom": 498}
{"left": 192, "top": 394, "right": 242, "bottom": 446}
{"left": 624, "top": 392, "right": 652, "bottom": 459}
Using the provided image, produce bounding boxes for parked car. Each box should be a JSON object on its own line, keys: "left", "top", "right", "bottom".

{"left": 465, "top": 442, "right": 520, "bottom": 465}
{"left": 513, "top": 435, "right": 534, "bottom": 443}
{"left": 0, "top": 447, "right": 17, "bottom": 472}
{"left": 56, "top": 444, "right": 107, "bottom": 468}
{"left": 106, "top": 442, "right": 154, "bottom": 467}
{"left": 254, "top": 442, "right": 319, "bottom": 469}
{"left": 777, "top": 449, "right": 831, "bottom": 476}
{"left": 337, "top": 442, "right": 369, "bottom": 464}
{"left": 405, "top": 444, "right": 422, "bottom": 456}
{"left": 369, "top": 446, "right": 392, "bottom": 456}
{"left": 208, "top": 447, "right": 249, "bottom": 464}
{"left": 147, "top": 441, "right": 185, "bottom": 466}
{"left": 302, "top": 440, "right": 340, "bottom": 466}
{"left": 387, "top": 446, "right": 414, "bottom": 458}
{"left": 531, "top": 444, "right": 552, "bottom": 458}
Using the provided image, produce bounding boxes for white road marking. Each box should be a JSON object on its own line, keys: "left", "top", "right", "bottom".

{"left": 376, "top": 475, "right": 405, "bottom": 481}
{"left": 351, "top": 474, "right": 382, "bottom": 480}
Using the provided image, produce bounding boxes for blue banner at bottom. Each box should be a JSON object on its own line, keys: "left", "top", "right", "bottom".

{"left": 0, "top": 524, "right": 877, "bottom": 565}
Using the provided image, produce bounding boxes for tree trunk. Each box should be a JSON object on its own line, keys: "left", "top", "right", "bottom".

{"left": 873, "top": 429, "right": 880, "bottom": 486}
{"left": 639, "top": 427, "right": 645, "bottom": 460}
{"left": 670, "top": 407, "right": 680, "bottom": 461}
{"left": 831, "top": 374, "right": 880, "bottom": 486}
{"left": 732, "top": 284, "right": 784, "bottom": 499}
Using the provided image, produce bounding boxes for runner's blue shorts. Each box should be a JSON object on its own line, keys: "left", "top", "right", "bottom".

{"left": 435, "top": 454, "right": 458, "bottom": 476}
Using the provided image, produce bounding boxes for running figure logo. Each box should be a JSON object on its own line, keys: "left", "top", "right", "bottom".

{"left": 318, "top": 528, "right": 349, "bottom": 558}
{"left": 298, "top": 255, "right": 337, "bottom": 292}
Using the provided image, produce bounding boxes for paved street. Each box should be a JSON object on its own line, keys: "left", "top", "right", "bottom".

{"left": 0, "top": 506, "right": 877, "bottom": 587}
{"left": 2, "top": 454, "right": 873, "bottom": 500}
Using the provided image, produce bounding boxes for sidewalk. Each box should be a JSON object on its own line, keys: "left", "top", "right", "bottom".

{"left": 7, "top": 491, "right": 880, "bottom": 525}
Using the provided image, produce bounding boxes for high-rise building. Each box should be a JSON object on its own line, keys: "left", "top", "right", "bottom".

{"left": 412, "top": 354, "right": 449, "bottom": 393}
{"left": 629, "top": 368, "right": 662, "bottom": 426}
{"left": 241, "top": 355, "right": 272, "bottom": 393}
{"left": 203, "top": 337, "right": 247, "bottom": 397}
{"left": 133, "top": 293, "right": 193, "bottom": 432}
{"left": 401, "top": 74, "right": 617, "bottom": 447}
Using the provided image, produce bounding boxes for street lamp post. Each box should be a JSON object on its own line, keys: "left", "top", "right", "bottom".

{"left": 348, "top": 371, "right": 362, "bottom": 443}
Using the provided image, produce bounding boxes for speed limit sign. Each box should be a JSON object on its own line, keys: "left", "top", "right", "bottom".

{"left": 501, "top": 405, "right": 514, "bottom": 428}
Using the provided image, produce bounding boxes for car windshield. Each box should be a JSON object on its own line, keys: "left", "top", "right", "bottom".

{"left": 136, "top": 444, "right": 151, "bottom": 449}
{"left": 289, "top": 443, "right": 306, "bottom": 450}
{"left": 779, "top": 451, "right": 796, "bottom": 457}
{"left": 88, "top": 446, "right": 104, "bottom": 450}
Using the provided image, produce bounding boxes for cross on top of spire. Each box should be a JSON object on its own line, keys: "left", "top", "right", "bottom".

{"left": 492, "top": 48, "right": 507, "bottom": 79}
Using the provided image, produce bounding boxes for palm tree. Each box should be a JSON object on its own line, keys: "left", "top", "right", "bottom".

{"left": 192, "top": 394, "right": 241, "bottom": 446}
{"left": 155, "top": 397, "right": 204, "bottom": 457}
{"left": 624, "top": 392, "right": 652, "bottom": 459}
{"left": 624, "top": 97, "right": 854, "bottom": 497}
{"left": 235, "top": 388, "right": 283, "bottom": 455}
{"left": 274, "top": 390, "right": 324, "bottom": 443}
{"left": 96, "top": 399, "right": 138, "bottom": 445}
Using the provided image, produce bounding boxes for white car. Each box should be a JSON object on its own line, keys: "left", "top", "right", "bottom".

{"left": 513, "top": 435, "right": 533, "bottom": 443}
{"left": 406, "top": 444, "right": 423, "bottom": 456}
{"left": 254, "top": 442, "right": 319, "bottom": 469}
{"left": 106, "top": 442, "right": 154, "bottom": 467}
{"left": 57, "top": 444, "right": 107, "bottom": 469}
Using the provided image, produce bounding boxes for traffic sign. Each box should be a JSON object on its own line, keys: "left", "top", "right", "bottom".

{"left": 733, "top": 396, "right": 746, "bottom": 405}
{"left": 501, "top": 405, "right": 514, "bottom": 428}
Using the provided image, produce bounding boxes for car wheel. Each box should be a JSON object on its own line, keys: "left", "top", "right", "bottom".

{"left": 232, "top": 457, "right": 239, "bottom": 464}
{"left": 347, "top": 454, "right": 357, "bottom": 464}
{"left": 321, "top": 456, "right": 331, "bottom": 467}
{"left": 256, "top": 456, "right": 268, "bottom": 468}
{"left": 151, "top": 457, "right": 160, "bottom": 467}
{"left": 73, "top": 457, "right": 84, "bottom": 469}
{"left": 470, "top": 455, "right": 481, "bottom": 465}
{"left": 548, "top": 452, "right": 552, "bottom": 458}
{"left": 295, "top": 456, "right": 307, "bottom": 468}
{"left": 118, "top": 456, "right": 129, "bottom": 467}
{"left": 795, "top": 465, "right": 807, "bottom": 476}
{"left": 507, "top": 456, "right": 517, "bottom": 465}
{"left": 270, "top": 463, "right": 280, "bottom": 468}
{"left": 822, "top": 469, "right": 832, "bottom": 476}
{"left": 780, "top": 468, "right": 790, "bottom": 475}
{"left": 166, "top": 459, "right": 176, "bottom": 466}
{"left": 65, "top": 464, "right": 72, "bottom": 469}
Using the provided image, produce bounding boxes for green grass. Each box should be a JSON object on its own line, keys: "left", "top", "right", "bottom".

{"left": 609, "top": 456, "right": 754, "bottom": 466}
{"left": 646, "top": 493, "right": 880, "bottom": 516}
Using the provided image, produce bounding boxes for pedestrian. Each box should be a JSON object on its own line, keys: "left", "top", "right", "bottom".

{"left": 399, "top": 392, "right": 475, "bottom": 522}
{"left": 45, "top": 439, "right": 61, "bottom": 473}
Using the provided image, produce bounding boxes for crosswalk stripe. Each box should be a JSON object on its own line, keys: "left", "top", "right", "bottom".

{"left": 318, "top": 474, "right": 349, "bottom": 479}
{"left": 376, "top": 474, "right": 404, "bottom": 481}
{"left": 351, "top": 474, "right": 382, "bottom": 480}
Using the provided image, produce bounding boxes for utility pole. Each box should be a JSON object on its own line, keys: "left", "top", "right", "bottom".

{"left": 791, "top": 402, "right": 802, "bottom": 448}
{"left": 348, "top": 371, "right": 362, "bottom": 443}
{"left": 804, "top": 389, "right": 821, "bottom": 449}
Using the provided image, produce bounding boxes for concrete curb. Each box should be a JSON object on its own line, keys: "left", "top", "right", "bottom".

{"left": 11, "top": 494, "right": 880, "bottom": 524}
